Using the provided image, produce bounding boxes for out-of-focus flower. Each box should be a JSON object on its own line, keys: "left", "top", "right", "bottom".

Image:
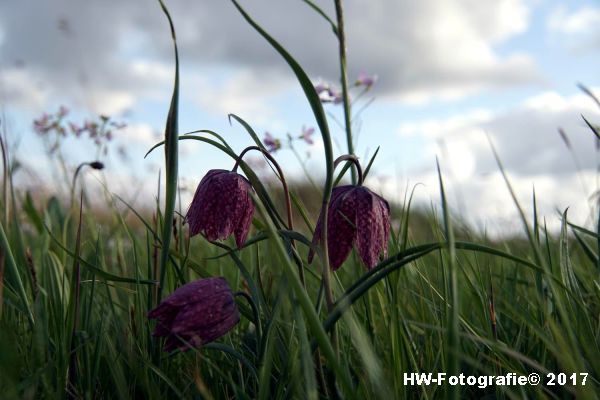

{"left": 314, "top": 81, "right": 342, "bottom": 104}
{"left": 309, "top": 185, "right": 390, "bottom": 270}
{"left": 84, "top": 121, "right": 98, "bottom": 137}
{"left": 331, "top": 89, "right": 344, "bottom": 104}
{"left": 33, "top": 114, "right": 51, "bottom": 135}
{"left": 263, "top": 132, "right": 281, "bottom": 153}
{"left": 355, "top": 72, "right": 378, "bottom": 89}
{"left": 69, "top": 122, "right": 82, "bottom": 137}
{"left": 58, "top": 105, "right": 69, "bottom": 117}
{"left": 148, "top": 277, "right": 240, "bottom": 352}
{"left": 299, "top": 126, "right": 315, "bottom": 145}
{"left": 186, "top": 169, "right": 255, "bottom": 248}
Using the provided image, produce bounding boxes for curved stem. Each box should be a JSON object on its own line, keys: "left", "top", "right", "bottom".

{"left": 71, "top": 161, "right": 104, "bottom": 207}
{"left": 334, "top": 0, "right": 356, "bottom": 185}
{"left": 232, "top": 146, "right": 306, "bottom": 286}
{"left": 333, "top": 154, "right": 363, "bottom": 186}
{"left": 233, "top": 146, "right": 293, "bottom": 231}
{"left": 234, "top": 291, "right": 262, "bottom": 354}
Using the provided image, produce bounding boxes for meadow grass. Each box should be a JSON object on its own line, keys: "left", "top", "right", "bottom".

{"left": 1, "top": 171, "right": 599, "bottom": 399}
{"left": 1, "top": 1, "right": 600, "bottom": 399}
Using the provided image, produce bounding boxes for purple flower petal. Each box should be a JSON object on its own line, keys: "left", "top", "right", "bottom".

{"left": 186, "top": 169, "right": 254, "bottom": 248}
{"left": 309, "top": 185, "right": 390, "bottom": 271}
{"left": 354, "top": 188, "right": 389, "bottom": 268}
{"left": 148, "top": 277, "right": 240, "bottom": 352}
{"left": 263, "top": 132, "right": 281, "bottom": 153}
{"left": 300, "top": 126, "right": 315, "bottom": 145}
{"left": 356, "top": 72, "right": 378, "bottom": 88}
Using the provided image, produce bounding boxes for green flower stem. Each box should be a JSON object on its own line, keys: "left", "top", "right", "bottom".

{"left": 252, "top": 192, "right": 353, "bottom": 394}
{"left": 232, "top": 145, "right": 306, "bottom": 287}
{"left": 156, "top": 0, "right": 179, "bottom": 304}
{"left": 231, "top": 0, "right": 337, "bottom": 355}
{"left": 334, "top": 0, "right": 356, "bottom": 185}
{"left": 334, "top": 155, "right": 363, "bottom": 186}
{"left": 232, "top": 146, "right": 293, "bottom": 231}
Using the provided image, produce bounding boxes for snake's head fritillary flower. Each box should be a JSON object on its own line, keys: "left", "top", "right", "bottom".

{"left": 148, "top": 277, "right": 240, "bottom": 352}
{"left": 355, "top": 72, "right": 378, "bottom": 89}
{"left": 299, "top": 125, "right": 315, "bottom": 145}
{"left": 186, "top": 169, "right": 254, "bottom": 248}
{"left": 308, "top": 185, "right": 390, "bottom": 270}
{"left": 263, "top": 132, "right": 281, "bottom": 153}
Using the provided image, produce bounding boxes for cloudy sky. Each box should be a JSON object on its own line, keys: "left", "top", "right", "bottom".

{"left": 1, "top": 0, "right": 599, "bottom": 235}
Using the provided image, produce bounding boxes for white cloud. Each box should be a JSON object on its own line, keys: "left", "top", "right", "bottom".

{"left": 399, "top": 90, "right": 600, "bottom": 176}
{"left": 347, "top": 0, "right": 538, "bottom": 102}
{"left": 93, "top": 90, "right": 136, "bottom": 116}
{"left": 0, "top": 0, "right": 541, "bottom": 114}
{"left": 385, "top": 89, "right": 600, "bottom": 236}
{"left": 546, "top": 6, "right": 600, "bottom": 52}
{"left": 117, "top": 123, "right": 160, "bottom": 146}
{"left": 548, "top": 6, "right": 600, "bottom": 35}
{"left": 398, "top": 109, "right": 493, "bottom": 138}
{"left": 0, "top": 68, "right": 47, "bottom": 109}
{"left": 192, "top": 69, "right": 289, "bottom": 119}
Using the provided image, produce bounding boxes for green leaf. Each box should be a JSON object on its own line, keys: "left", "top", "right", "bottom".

{"left": 228, "top": 114, "right": 268, "bottom": 152}
{"left": 45, "top": 225, "right": 157, "bottom": 285}
{"left": 156, "top": 0, "right": 180, "bottom": 302}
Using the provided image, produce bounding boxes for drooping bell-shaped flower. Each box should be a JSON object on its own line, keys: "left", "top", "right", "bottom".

{"left": 148, "top": 277, "right": 240, "bottom": 352}
{"left": 187, "top": 169, "right": 254, "bottom": 247}
{"left": 309, "top": 185, "right": 390, "bottom": 270}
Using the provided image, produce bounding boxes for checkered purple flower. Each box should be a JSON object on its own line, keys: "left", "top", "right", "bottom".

{"left": 186, "top": 169, "right": 254, "bottom": 248}
{"left": 308, "top": 185, "right": 390, "bottom": 270}
{"left": 148, "top": 277, "right": 240, "bottom": 352}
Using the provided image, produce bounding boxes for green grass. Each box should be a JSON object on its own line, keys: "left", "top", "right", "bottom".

{"left": 0, "top": 178, "right": 599, "bottom": 399}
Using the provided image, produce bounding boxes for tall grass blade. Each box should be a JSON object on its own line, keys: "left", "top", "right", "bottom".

{"left": 0, "top": 221, "right": 33, "bottom": 326}
{"left": 436, "top": 160, "right": 460, "bottom": 400}
{"left": 156, "top": 0, "right": 179, "bottom": 302}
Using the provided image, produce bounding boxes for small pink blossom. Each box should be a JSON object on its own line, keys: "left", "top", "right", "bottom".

{"left": 263, "top": 132, "right": 281, "bottom": 153}
{"left": 314, "top": 81, "right": 344, "bottom": 104}
{"left": 355, "top": 72, "right": 378, "bottom": 88}
{"left": 299, "top": 126, "right": 315, "bottom": 145}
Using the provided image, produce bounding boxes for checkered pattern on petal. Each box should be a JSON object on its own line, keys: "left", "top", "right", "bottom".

{"left": 354, "top": 187, "right": 390, "bottom": 268}
{"left": 147, "top": 277, "right": 240, "bottom": 352}
{"left": 308, "top": 185, "right": 354, "bottom": 265}
{"left": 186, "top": 169, "right": 254, "bottom": 247}
{"left": 309, "top": 185, "right": 390, "bottom": 271}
